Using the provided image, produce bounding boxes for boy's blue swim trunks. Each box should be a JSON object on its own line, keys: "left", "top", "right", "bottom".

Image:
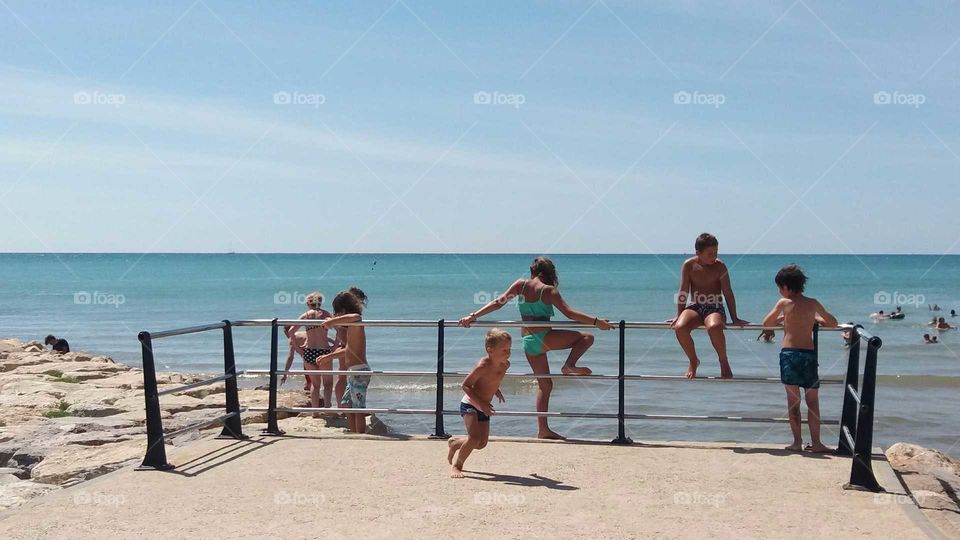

{"left": 779, "top": 348, "right": 820, "bottom": 389}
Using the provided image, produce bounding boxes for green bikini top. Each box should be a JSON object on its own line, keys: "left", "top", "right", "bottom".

{"left": 517, "top": 280, "right": 555, "bottom": 319}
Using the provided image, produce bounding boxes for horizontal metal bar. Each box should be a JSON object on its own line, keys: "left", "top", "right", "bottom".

{"left": 624, "top": 413, "right": 840, "bottom": 425}
{"left": 146, "top": 322, "right": 227, "bottom": 340}
{"left": 163, "top": 409, "right": 244, "bottom": 439}
{"left": 251, "top": 406, "right": 616, "bottom": 419}
{"left": 227, "top": 319, "right": 850, "bottom": 331}
{"left": 157, "top": 373, "right": 234, "bottom": 397}
{"left": 846, "top": 384, "right": 862, "bottom": 404}
{"left": 855, "top": 327, "right": 877, "bottom": 342}
{"left": 245, "top": 369, "right": 842, "bottom": 385}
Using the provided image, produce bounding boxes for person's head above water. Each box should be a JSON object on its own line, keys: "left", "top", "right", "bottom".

{"left": 529, "top": 256, "right": 558, "bottom": 287}
{"left": 694, "top": 233, "right": 719, "bottom": 264}
{"left": 332, "top": 288, "right": 366, "bottom": 315}
{"left": 44, "top": 334, "right": 57, "bottom": 345}
{"left": 774, "top": 264, "right": 807, "bottom": 296}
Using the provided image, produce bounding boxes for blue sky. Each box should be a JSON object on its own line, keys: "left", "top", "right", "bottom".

{"left": 2, "top": 1, "right": 959, "bottom": 254}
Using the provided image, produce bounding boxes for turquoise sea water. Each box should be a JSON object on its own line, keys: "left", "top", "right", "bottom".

{"left": 1, "top": 253, "right": 958, "bottom": 454}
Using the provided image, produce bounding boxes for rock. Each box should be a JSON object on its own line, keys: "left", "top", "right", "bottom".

{"left": 30, "top": 440, "right": 144, "bottom": 485}
{"left": 0, "top": 474, "right": 19, "bottom": 485}
{"left": 65, "top": 403, "right": 128, "bottom": 418}
{"left": 22, "top": 344, "right": 45, "bottom": 353}
{"left": 0, "top": 480, "right": 60, "bottom": 511}
{"left": 85, "top": 370, "right": 145, "bottom": 390}
{"left": 886, "top": 442, "right": 960, "bottom": 484}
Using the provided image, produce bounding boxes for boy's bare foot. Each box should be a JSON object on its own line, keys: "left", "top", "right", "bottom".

{"left": 685, "top": 359, "right": 700, "bottom": 379}
{"left": 805, "top": 443, "right": 831, "bottom": 453}
{"left": 785, "top": 442, "right": 803, "bottom": 451}
{"left": 447, "top": 438, "right": 462, "bottom": 464}
{"left": 561, "top": 365, "right": 592, "bottom": 376}
{"left": 450, "top": 463, "right": 465, "bottom": 478}
{"left": 538, "top": 429, "right": 566, "bottom": 440}
{"left": 719, "top": 362, "right": 733, "bottom": 379}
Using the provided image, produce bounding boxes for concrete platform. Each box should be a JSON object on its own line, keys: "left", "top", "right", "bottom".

{"left": 0, "top": 433, "right": 934, "bottom": 539}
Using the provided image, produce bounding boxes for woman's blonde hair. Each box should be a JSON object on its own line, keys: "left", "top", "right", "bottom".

{"left": 305, "top": 292, "right": 324, "bottom": 309}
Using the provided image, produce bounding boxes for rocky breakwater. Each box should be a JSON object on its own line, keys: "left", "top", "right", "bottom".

{"left": 0, "top": 338, "right": 386, "bottom": 511}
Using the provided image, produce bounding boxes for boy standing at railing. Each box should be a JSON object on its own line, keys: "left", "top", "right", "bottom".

{"left": 317, "top": 288, "right": 370, "bottom": 433}
{"left": 669, "top": 233, "right": 749, "bottom": 379}
{"left": 447, "top": 328, "right": 511, "bottom": 478}
{"left": 762, "top": 264, "right": 838, "bottom": 453}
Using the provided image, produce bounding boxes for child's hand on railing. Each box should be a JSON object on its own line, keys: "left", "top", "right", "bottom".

{"left": 594, "top": 318, "right": 614, "bottom": 330}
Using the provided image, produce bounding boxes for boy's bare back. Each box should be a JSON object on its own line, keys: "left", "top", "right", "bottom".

{"left": 777, "top": 295, "right": 832, "bottom": 349}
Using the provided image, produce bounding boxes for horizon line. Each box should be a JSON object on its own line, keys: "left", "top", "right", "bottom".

{"left": 2, "top": 251, "right": 959, "bottom": 257}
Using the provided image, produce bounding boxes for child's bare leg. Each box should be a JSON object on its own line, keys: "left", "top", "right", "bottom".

{"left": 785, "top": 385, "right": 803, "bottom": 450}
{"left": 306, "top": 365, "right": 322, "bottom": 417}
{"left": 704, "top": 313, "right": 732, "bottom": 378}
{"left": 804, "top": 388, "right": 830, "bottom": 452}
{"left": 673, "top": 310, "right": 702, "bottom": 378}
{"left": 543, "top": 330, "right": 595, "bottom": 375}
{"left": 321, "top": 375, "right": 334, "bottom": 412}
{"left": 451, "top": 414, "right": 482, "bottom": 478}
{"left": 527, "top": 353, "right": 564, "bottom": 439}
{"left": 335, "top": 376, "right": 346, "bottom": 409}
{"left": 355, "top": 413, "right": 366, "bottom": 434}
{"left": 447, "top": 437, "right": 465, "bottom": 464}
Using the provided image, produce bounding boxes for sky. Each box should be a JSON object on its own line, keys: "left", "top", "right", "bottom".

{"left": 2, "top": 0, "right": 960, "bottom": 254}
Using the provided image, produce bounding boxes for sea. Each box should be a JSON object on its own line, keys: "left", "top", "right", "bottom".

{"left": 1, "top": 253, "right": 957, "bottom": 455}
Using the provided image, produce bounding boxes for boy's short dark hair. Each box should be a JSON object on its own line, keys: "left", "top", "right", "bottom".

{"left": 775, "top": 264, "right": 807, "bottom": 293}
{"left": 333, "top": 288, "right": 366, "bottom": 315}
{"left": 44, "top": 334, "right": 56, "bottom": 345}
{"left": 695, "top": 233, "right": 718, "bottom": 252}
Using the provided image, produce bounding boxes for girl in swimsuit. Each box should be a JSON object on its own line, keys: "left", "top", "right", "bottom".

{"left": 459, "top": 256, "right": 613, "bottom": 440}
{"left": 285, "top": 292, "right": 336, "bottom": 416}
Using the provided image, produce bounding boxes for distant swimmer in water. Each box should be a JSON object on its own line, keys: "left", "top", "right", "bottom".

{"left": 952, "top": 309, "right": 957, "bottom": 317}
{"left": 668, "top": 233, "right": 749, "bottom": 380}
{"left": 923, "top": 334, "right": 939, "bottom": 344}
{"left": 935, "top": 317, "right": 954, "bottom": 330}
{"left": 929, "top": 304, "right": 941, "bottom": 311}
{"left": 757, "top": 329, "right": 775, "bottom": 343}
{"left": 459, "top": 256, "right": 612, "bottom": 440}
{"left": 889, "top": 307, "right": 905, "bottom": 320}
{"left": 870, "top": 310, "right": 889, "bottom": 320}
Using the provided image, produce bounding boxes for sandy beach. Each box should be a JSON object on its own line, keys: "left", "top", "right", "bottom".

{"left": 0, "top": 429, "right": 937, "bottom": 539}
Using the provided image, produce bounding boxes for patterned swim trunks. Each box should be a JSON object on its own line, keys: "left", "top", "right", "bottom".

{"left": 779, "top": 348, "right": 820, "bottom": 389}
{"left": 684, "top": 303, "right": 726, "bottom": 321}
{"left": 339, "top": 364, "right": 372, "bottom": 408}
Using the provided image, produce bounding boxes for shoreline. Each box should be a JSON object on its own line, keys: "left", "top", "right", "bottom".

{"left": 1, "top": 338, "right": 958, "bottom": 537}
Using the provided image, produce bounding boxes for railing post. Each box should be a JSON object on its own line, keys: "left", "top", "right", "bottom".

{"left": 612, "top": 320, "right": 632, "bottom": 444}
{"left": 837, "top": 325, "right": 862, "bottom": 456}
{"left": 136, "top": 331, "right": 174, "bottom": 471}
{"left": 218, "top": 321, "right": 247, "bottom": 440}
{"left": 429, "top": 319, "right": 450, "bottom": 439}
{"left": 262, "top": 318, "right": 284, "bottom": 436}
{"left": 847, "top": 335, "right": 883, "bottom": 492}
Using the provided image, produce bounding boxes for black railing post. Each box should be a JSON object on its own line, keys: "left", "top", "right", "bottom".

{"left": 429, "top": 319, "right": 450, "bottom": 439}
{"left": 218, "top": 321, "right": 247, "bottom": 440}
{"left": 837, "top": 325, "right": 862, "bottom": 456}
{"left": 136, "top": 331, "right": 174, "bottom": 471}
{"left": 847, "top": 335, "right": 883, "bottom": 492}
{"left": 262, "top": 318, "right": 284, "bottom": 436}
{"left": 612, "top": 320, "right": 632, "bottom": 444}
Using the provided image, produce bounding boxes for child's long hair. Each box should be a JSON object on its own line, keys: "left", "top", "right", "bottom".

{"left": 530, "top": 256, "right": 558, "bottom": 287}
{"left": 333, "top": 287, "right": 366, "bottom": 315}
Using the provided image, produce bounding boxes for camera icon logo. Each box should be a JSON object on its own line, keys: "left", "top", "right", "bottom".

{"left": 873, "top": 291, "right": 891, "bottom": 305}
{"left": 873, "top": 91, "right": 891, "bottom": 105}
{"left": 74, "top": 291, "right": 92, "bottom": 305}
{"left": 274, "top": 291, "right": 293, "bottom": 305}
{"left": 273, "top": 91, "right": 291, "bottom": 105}
{"left": 473, "top": 91, "right": 492, "bottom": 105}
{"left": 673, "top": 91, "right": 691, "bottom": 105}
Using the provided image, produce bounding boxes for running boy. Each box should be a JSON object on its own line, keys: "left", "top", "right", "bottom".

{"left": 669, "top": 233, "right": 748, "bottom": 378}
{"left": 447, "top": 328, "right": 511, "bottom": 478}
{"left": 762, "top": 264, "right": 838, "bottom": 452}
{"left": 316, "top": 288, "right": 370, "bottom": 433}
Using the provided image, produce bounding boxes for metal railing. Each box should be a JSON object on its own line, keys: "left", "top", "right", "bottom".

{"left": 135, "top": 318, "right": 883, "bottom": 491}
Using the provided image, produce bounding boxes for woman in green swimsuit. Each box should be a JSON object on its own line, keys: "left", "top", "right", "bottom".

{"left": 459, "top": 256, "right": 613, "bottom": 439}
